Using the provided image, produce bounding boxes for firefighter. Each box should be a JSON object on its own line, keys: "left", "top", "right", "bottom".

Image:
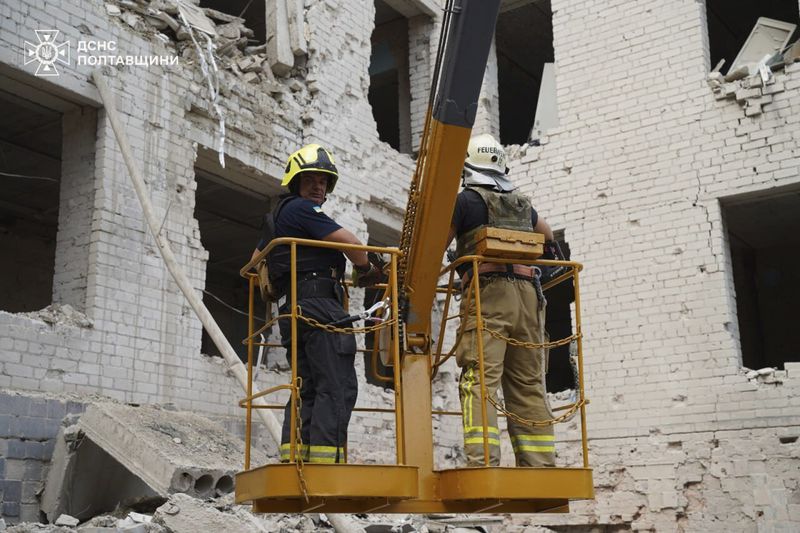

{"left": 252, "top": 144, "right": 382, "bottom": 464}
{"left": 447, "top": 133, "right": 556, "bottom": 467}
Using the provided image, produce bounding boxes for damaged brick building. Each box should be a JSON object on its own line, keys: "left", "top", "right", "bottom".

{"left": 1, "top": 0, "right": 799, "bottom": 530}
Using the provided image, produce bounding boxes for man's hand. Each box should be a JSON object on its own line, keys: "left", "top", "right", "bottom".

{"left": 351, "top": 253, "right": 388, "bottom": 288}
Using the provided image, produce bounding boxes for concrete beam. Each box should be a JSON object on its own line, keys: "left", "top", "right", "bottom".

{"left": 500, "top": 0, "right": 536, "bottom": 13}
{"left": 384, "top": 0, "right": 440, "bottom": 18}
{"left": 265, "top": 0, "right": 294, "bottom": 76}
{"left": 287, "top": 0, "right": 307, "bottom": 56}
{"left": 77, "top": 403, "right": 262, "bottom": 497}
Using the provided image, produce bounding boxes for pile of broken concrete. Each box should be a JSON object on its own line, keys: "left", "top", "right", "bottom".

{"left": 106, "top": 0, "right": 302, "bottom": 85}
{"left": 2, "top": 402, "right": 512, "bottom": 533}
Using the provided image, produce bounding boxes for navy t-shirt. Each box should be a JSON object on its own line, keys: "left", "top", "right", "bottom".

{"left": 258, "top": 195, "right": 346, "bottom": 282}
{"left": 258, "top": 196, "right": 342, "bottom": 247}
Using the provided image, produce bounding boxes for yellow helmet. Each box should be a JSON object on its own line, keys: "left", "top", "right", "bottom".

{"left": 281, "top": 144, "right": 339, "bottom": 193}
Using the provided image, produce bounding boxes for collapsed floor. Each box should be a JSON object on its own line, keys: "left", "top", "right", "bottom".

{"left": 0, "top": 395, "right": 527, "bottom": 533}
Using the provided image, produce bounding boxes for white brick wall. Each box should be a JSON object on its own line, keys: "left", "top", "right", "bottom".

{"left": 0, "top": 0, "right": 424, "bottom": 427}
{"left": 506, "top": 0, "right": 800, "bottom": 529}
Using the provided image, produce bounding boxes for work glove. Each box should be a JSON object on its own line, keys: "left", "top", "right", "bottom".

{"left": 351, "top": 253, "right": 388, "bottom": 288}
{"left": 540, "top": 240, "right": 567, "bottom": 285}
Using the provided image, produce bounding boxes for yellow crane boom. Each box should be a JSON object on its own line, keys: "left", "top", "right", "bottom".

{"left": 399, "top": 0, "right": 502, "bottom": 349}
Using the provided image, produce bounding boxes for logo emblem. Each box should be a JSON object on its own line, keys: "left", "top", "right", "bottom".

{"left": 24, "top": 30, "right": 70, "bottom": 76}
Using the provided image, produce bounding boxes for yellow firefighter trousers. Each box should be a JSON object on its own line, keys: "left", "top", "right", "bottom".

{"left": 456, "top": 276, "right": 555, "bottom": 467}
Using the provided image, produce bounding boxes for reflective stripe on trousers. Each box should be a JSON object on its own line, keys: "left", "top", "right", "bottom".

{"left": 511, "top": 434, "right": 556, "bottom": 454}
{"left": 460, "top": 365, "right": 501, "bottom": 464}
{"left": 279, "top": 443, "right": 309, "bottom": 462}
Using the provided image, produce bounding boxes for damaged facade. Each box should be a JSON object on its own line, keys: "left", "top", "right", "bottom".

{"left": 0, "top": 0, "right": 799, "bottom": 531}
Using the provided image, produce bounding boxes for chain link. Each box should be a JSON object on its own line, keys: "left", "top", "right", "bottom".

{"left": 289, "top": 309, "right": 394, "bottom": 502}
{"left": 483, "top": 326, "right": 580, "bottom": 350}
{"left": 296, "top": 312, "right": 397, "bottom": 334}
{"left": 487, "top": 394, "right": 584, "bottom": 427}
{"left": 398, "top": 178, "right": 420, "bottom": 291}
{"left": 292, "top": 376, "right": 309, "bottom": 503}
{"left": 478, "top": 328, "right": 584, "bottom": 426}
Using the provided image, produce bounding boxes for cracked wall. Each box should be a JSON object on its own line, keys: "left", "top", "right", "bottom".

{"left": 505, "top": 0, "right": 800, "bottom": 530}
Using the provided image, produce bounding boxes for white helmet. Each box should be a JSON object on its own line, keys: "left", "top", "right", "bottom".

{"left": 463, "top": 134, "right": 514, "bottom": 192}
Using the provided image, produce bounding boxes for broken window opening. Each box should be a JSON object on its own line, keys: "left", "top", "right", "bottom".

{"left": 723, "top": 187, "right": 800, "bottom": 371}
{"left": 0, "top": 89, "right": 62, "bottom": 313}
{"left": 369, "top": 0, "right": 412, "bottom": 154}
{"left": 545, "top": 230, "right": 574, "bottom": 393}
{"left": 195, "top": 171, "right": 272, "bottom": 361}
{"left": 198, "top": 0, "right": 266, "bottom": 44}
{"left": 706, "top": 0, "right": 799, "bottom": 75}
{"left": 496, "top": 0, "right": 555, "bottom": 145}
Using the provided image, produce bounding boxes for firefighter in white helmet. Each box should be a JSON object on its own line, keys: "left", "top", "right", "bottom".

{"left": 447, "top": 133, "right": 556, "bottom": 467}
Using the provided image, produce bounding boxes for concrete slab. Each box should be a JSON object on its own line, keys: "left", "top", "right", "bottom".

{"left": 41, "top": 403, "right": 265, "bottom": 523}
{"left": 41, "top": 425, "right": 160, "bottom": 523}
{"left": 77, "top": 403, "right": 264, "bottom": 499}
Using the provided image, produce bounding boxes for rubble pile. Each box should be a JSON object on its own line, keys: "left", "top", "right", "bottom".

{"left": 707, "top": 37, "right": 800, "bottom": 117}
{"left": 19, "top": 304, "right": 94, "bottom": 329}
{"left": 5, "top": 402, "right": 499, "bottom": 532}
{"left": 105, "top": 0, "right": 306, "bottom": 88}
{"left": 3, "top": 496, "right": 512, "bottom": 533}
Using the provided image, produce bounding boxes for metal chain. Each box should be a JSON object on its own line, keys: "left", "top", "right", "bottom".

{"left": 487, "top": 394, "right": 584, "bottom": 427}
{"left": 398, "top": 173, "right": 421, "bottom": 291}
{"left": 483, "top": 326, "right": 581, "bottom": 350}
{"left": 296, "top": 312, "right": 397, "bottom": 334}
{"left": 289, "top": 308, "right": 394, "bottom": 499}
{"left": 292, "top": 376, "right": 309, "bottom": 503}
{"left": 479, "top": 329, "right": 584, "bottom": 426}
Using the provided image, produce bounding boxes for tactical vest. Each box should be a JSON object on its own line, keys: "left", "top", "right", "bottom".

{"left": 455, "top": 186, "right": 534, "bottom": 258}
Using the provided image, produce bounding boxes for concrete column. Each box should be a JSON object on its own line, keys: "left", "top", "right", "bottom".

{"left": 389, "top": 19, "right": 413, "bottom": 154}
{"left": 52, "top": 107, "right": 97, "bottom": 312}
{"left": 408, "top": 14, "right": 435, "bottom": 153}
{"left": 472, "top": 36, "right": 500, "bottom": 139}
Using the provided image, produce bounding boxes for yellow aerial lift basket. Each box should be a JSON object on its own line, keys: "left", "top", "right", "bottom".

{"left": 235, "top": 237, "right": 593, "bottom": 514}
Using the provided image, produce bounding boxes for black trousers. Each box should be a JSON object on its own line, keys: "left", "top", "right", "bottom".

{"left": 278, "top": 291, "right": 357, "bottom": 463}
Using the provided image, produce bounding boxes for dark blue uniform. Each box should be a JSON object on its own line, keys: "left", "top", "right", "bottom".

{"left": 257, "top": 194, "right": 357, "bottom": 464}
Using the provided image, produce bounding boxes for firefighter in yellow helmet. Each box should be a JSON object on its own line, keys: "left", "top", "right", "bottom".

{"left": 447, "top": 133, "right": 556, "bottom": 467}
{"left": 252, "top": 143, "right": 382, "bottom": 464}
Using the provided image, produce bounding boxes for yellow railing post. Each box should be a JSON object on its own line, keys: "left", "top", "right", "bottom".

{"left": 573, "top": 267, "right": 590, "bottom": 467}
{"left": 245, "top": 275, "right": 255, "bottom": 470}
{"left": 289, "top": 241, "right": 298, "bottom": 462}
{"left": 471, "top": 258, "right": 491, "bottom": 467}
{"left": 433, "top": 268, "right": 457, "bottom": 368}
{"left": 390, "top": 253, "right": 405, "bottom": 464}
